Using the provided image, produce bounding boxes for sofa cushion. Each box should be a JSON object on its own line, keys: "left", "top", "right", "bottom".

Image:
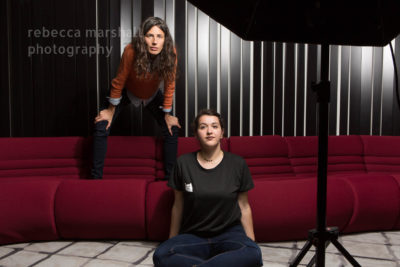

{"left": 146, "top": 181, "right": 174, "bottom": 240}
{"left": 393, "top": 174, "right": 400, "bottom": 229}
{"left": 342, "top": 174, "right": 400, "bottom": 233}
{"left": 229, "top": 136, "right": 295, "bottom": 179}
{"left": 286, "top": 135, "right": 366, "bottom": 177}
{"left": 361, "top": 135, "right": 400, "bottom": 174}
{"left": 102, "top": 136, "right": 156, "bottom": 180}
{"left": 249, "top": 177, "right": 354, "bottom": 242}
{"left": 0, "top": 137, "right": 89, "bottom": 179}
{"left": 156, "top": 137, "right": 230, "bottom": 179}
{"left": 55, "top": 179, "right": 147, "bottom": 239}
{"left": 0, "top": 179, "right": 61, "bottom": 245}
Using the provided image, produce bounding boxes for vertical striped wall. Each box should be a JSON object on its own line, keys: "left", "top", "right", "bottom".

{"left": 153, "top": 1, "right": 400, "bottom": 137}
{"left": 1, "top": 0, "right": 400, "bottom": 137}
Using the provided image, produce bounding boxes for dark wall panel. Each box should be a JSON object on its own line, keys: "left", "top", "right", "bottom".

{"left": 262, "top": 42, "right": 274, "bottom": 135}
{"left": 141, "top": 0, "right": 154, "bottom": 21}
{"left": 30, "top": 0, "right": 57, "bottom": 137}
{"left": 339, "top": 46, "right": 350, "bottom": 135}
{"left": 98, "top": 0, "right": 111, "bottom": 114}
{"left": 242, "top": 41, "right": 251, "bottom": 136}
{"left": 80, "top": 0, "right": 98, "bottom": 136}
{"left": 174, "top": 0, "right": 186, "bottom": 136}
{"left": 371, "top": 47, "right": 383, "bottom": 135}
{"left": 372, "top": 47, "right": 383, "bottom": 135}
{"left": 306, "top": 44, "right": 318, "bottom": 136}
{"left": 329, "top": 45, "right": 339, "bottom": 135}
{"left": 219, "top": 27, "right": 230, "bottom": 137}
{"left": 0, "top": 0, "right": 10, "bottom": 137}
{"left": 360, "top": 47, "right": 373, "bottom": 135}
{"left": 230, "top": 34, "right": 241, "bottom": 137}
{"left": 252, "top": 41, "right": 261, "bottom": 136}
{"left": 274, "top": 43, "right": 283, "bottom": 136}
{"left": 284, "top": 43, "right": 295, "bottom": 136}
{"left": 349, "top": 46, "right": 362, "bottom": 135}
{"left": 10, "top": 0, "right": 35, "bottom": 137}
{"left": 56, "top": 0, "right": 79, "bottom": 135}
{"left": 197, "top": 11, "right": 209, "bottom": 111}
{"left": 295, "top": 44, "right": 305, "bottom": 136}
{"left": 208, "top": 19, "right": 218, "bottom": 111}
{"left": 7, "top": 0, "right": 100, "bottom": 137}
{"left": 186, "top": 3, "right": 196, "bottom": 135}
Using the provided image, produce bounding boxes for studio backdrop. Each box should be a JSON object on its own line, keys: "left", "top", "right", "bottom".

{"left": 1, "top": 0, "right": 400, "bottom": 137}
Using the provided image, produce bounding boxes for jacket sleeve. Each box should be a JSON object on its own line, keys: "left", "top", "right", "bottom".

{"left": 162, "top": 49, "right": 178, "bottom": 112}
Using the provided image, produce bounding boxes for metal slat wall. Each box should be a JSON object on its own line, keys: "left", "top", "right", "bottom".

{"left": 171, "top": 1, "right": 400, "bottom": 137}
{"left": 1, "top": 0, "right": 400, "bottom": 137}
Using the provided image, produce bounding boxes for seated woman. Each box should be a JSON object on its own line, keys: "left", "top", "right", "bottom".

{"left": 153, "top": 109, "right": 263, "bottom": 267}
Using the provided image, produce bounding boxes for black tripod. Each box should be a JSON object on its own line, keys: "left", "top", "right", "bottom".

{"left": 289, "top": 44, "right": 361, "bottom": 267}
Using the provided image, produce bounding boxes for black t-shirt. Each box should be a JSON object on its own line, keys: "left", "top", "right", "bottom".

{"left": 168, "top": 151, "right": 254, "bottom": 237}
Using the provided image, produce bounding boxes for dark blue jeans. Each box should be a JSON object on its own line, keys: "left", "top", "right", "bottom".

{"left": 91, "top": 90, "right": 179, "bottom": 179}
{"left": 153, "top": 224, "right": 263, "bottom": 267}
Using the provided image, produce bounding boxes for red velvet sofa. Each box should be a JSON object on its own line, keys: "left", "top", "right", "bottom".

{"left": 0, "top": 135, "right": 399, "bottom": 245}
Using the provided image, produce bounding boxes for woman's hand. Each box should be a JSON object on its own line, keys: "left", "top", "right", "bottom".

{"left": 164, "top": 113, "right": 182, "bottom": 135}
{"left": 94, "top": 105, "right": 116, "bottom": 130}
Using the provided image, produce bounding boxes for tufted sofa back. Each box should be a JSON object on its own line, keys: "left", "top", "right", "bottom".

{"left": 0, "top": 137, "right": 89, "bottom": 179}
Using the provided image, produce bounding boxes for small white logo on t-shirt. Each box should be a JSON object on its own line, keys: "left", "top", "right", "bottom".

{"left": 185, "top": 183, "right": 193, "bottom": 192}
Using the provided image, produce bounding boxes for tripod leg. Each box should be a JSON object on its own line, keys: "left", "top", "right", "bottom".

{"left": 306, "top": 240, "right": 332, "bottom": 267}
{"left": 307, "top": 256, "right": 316, "bottom": 267}
{"left": 331, "top": 238, "right": 361, "bottom": 267}
{"left": 289, "top": 240, "right": 313, "bottom": 267}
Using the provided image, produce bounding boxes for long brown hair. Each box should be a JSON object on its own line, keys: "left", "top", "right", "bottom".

{"left": 132, "top": 17, "right": 176, "bottom": 82}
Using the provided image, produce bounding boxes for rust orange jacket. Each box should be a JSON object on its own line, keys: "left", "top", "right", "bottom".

{"left": 109, "top": 43, "right": 176, "bottom": 112}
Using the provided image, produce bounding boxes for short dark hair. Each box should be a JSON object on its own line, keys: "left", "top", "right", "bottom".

{"left": 192, "top": 109, "right": 225, "bottom": 134}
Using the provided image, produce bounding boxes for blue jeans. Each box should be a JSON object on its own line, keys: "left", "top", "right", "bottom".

{"left": 91, "top": 90, "right": 179, "bottom": 179}
{"left": 153, "top": 224, "right": 263, "bottom": 267}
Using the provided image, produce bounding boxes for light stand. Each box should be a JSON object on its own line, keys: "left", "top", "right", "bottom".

{"left": 289, "top": 44, "right": 361, "bottom": 267}
{"left": 185, "top": 1, "right": 400, "bottom": 266}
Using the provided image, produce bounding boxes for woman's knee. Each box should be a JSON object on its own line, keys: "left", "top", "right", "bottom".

{"left": 153, "top": 246, "right": 170, "bottom": 267}
{"left": 162, "top": 126, "right": 179, "bottom": 143}
{"left": 246, "top": 245, "right": 263, "bottom": 266}
{"left": 93, "top": 120, "right": 110, "bottom": 137}
{"left": 235, "top": 238, "right": 262, "bottom": 266}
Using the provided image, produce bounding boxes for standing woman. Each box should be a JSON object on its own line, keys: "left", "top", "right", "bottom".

{"left": 91, "top": 17, "right": 181, "bottom": 180}
{"left": 153, "top": 109, "right": 263, "bottom": 267}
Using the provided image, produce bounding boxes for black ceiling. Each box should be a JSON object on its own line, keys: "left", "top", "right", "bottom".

{"left": 187, "top": 0, "right": 400, "bottom": 46}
